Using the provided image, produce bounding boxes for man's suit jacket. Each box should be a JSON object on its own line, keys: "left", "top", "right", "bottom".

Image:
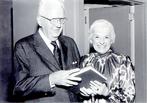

{"left": 13, "top": 32, "right": 80, "bottom": 103}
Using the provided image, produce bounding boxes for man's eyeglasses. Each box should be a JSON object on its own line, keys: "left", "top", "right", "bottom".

{"left": 40, "top": 16, "right": 67, "bottom": 26}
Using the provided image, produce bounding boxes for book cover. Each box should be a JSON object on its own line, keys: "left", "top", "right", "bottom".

{"left": 72, "top": 66, "right": 107, "bottom": 88}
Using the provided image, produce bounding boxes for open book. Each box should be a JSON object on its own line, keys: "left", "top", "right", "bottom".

{"left": 72, "top": 66, "right": 107, "bottom": 88}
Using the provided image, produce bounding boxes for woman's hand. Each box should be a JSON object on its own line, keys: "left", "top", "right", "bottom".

{"left": 80, "top": 87, "right": 93, "bottom": 97}
{"left": 80, "top": 80, "right": 109, "bottom": 97}
{"left": 89, "top": 80, "right": 109, "bottom": 96}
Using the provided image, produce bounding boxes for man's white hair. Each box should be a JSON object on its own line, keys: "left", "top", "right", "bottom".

{"left": 37, "top": 0, "right": 65, "bottom": 19}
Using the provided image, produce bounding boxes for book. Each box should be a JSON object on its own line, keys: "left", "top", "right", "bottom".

{"left": 72, "top": 66, "right": 107, "bottom": 89}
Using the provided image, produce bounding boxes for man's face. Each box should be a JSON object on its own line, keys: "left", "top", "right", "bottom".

{"left": 39, "top": 16, "right": 65, "bottom": 41}
{"left": 91, "top": 26, "right": 112, "bottom": 54}
{"left": 38, "top": 1, "right": 66, "bottom": 41}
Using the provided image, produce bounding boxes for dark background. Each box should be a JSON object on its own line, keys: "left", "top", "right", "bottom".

{"left": 0, "top": 0, "right": 14, "bottom": 102}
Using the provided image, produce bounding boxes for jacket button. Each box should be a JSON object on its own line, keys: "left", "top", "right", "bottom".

{"left": 45, "top": 93, "right": 48, "bottom": 96}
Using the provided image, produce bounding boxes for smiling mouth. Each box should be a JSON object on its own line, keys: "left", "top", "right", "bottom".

{"left": 97, "top": 44, "right": 106, "bottom": 47}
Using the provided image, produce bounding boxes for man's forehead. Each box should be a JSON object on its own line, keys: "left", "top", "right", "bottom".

{"left": 38, "top": 0, "right": 65, "bottom": 19}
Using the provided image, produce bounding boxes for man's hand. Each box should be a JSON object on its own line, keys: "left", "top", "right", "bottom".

{"left": 49, "top": 68, "right": 82, "bottom": 87}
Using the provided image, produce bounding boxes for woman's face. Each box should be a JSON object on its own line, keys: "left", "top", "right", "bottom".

{"left": 91, "top": 26, "right": 112, "bottom": 54}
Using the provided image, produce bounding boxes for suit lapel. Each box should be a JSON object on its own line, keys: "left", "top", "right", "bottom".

{"left": 59, "top": 37, "right": 68, "bottom": 69}
{"left": 32, "top": 32, "right": 61, "bottom": 70}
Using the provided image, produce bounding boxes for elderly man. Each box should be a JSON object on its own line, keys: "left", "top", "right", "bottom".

{"left": 13, "top": 0, "right": 81, "bottom": 102}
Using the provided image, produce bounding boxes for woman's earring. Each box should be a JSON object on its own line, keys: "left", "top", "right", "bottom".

{"left": 110, "top": 39, "right": 113, "bottom": 44}
{"left": 90, "top": 40, "right": 92, "bottom": 44}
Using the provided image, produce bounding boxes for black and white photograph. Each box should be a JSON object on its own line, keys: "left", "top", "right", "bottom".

{"left": 0, "top": 0, "right": 146, "bottom": 103}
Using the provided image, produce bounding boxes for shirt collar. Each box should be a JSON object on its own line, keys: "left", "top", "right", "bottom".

{"left": 39, "top": 28, "right": 60, "bottom": 47}
{"left": 94, "top": 49, "right": 112, "bottom": 58}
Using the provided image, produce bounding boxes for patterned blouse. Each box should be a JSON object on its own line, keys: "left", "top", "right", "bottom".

{"left": 81, "top": 49, "right": 135, "bottom": 103}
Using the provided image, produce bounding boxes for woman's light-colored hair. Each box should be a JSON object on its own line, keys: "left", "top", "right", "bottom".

{"left": 89, "top": 19, "right": 116, "bottom": 44}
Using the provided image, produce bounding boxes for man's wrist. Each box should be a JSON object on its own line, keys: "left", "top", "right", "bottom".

{"left": 49, "top": 75, "right": 55, "bottom": 88}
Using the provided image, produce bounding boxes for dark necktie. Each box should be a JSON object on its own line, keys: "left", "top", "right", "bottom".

{"left": 51, "top": 41, "right": 62, "bottom": 67}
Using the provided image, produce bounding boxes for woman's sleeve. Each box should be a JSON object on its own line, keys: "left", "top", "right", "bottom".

{"left": 108, "top": 56, "right": 135, "bottom": 103}
{"left": 80, "top": 55, "right": 89, "bottom": 68}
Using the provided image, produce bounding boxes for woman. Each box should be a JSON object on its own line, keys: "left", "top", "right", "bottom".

{"left": 80, "top": 19, "right": 135, "bottom": 103}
